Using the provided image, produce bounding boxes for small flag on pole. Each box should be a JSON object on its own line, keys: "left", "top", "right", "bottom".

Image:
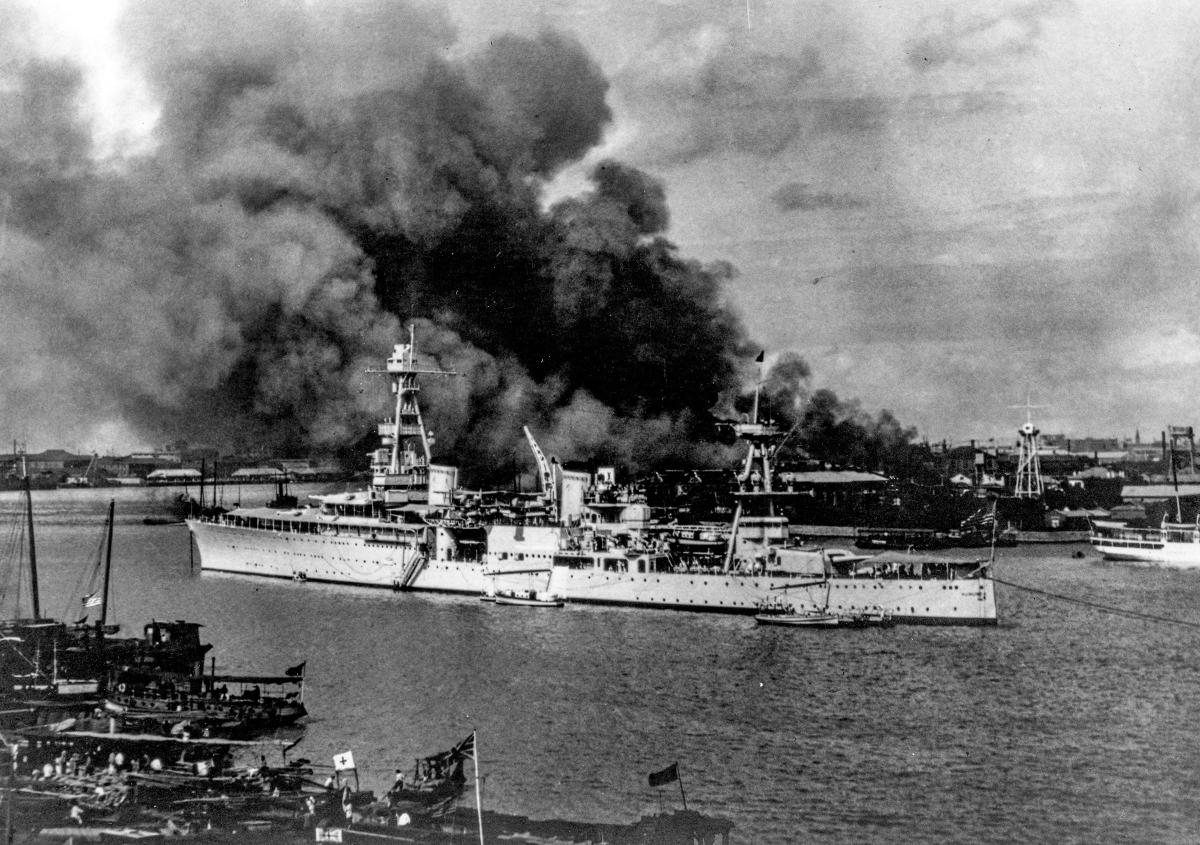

{"left": 451, "top": 732, "right": 476, "bottom": 758}
{"left": 81, "top": 593, "right": 102, "bottom": 608}
{"left": 648, "top": 762, "right": 679, "bottom": 787}
{"left": 333, "top": 751, "right": 356, "bottom": 772}
{"left": 755, "top": 350, "right": 765, "bottom": 363}
{"left": 284, "top": 661, "right": 306, "bottom": 677}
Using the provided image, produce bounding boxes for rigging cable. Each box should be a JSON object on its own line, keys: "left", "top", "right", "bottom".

{"left": 61, "top": 519, "right": 108, "bottom": 624}
{"left": 991, "top": 574, "right": 1200, "bottom": 630}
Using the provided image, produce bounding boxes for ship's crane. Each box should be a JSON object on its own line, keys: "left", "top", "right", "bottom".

{"left": 522, "top": 426, "right": 558, "bottom": 520}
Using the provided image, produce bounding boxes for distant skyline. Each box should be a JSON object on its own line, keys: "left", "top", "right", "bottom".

{"left": 5, "top": 0, "right": 1200, "bottom": 453}
{"left": 3, "top": 423, "right": 1182, "bottom": 459}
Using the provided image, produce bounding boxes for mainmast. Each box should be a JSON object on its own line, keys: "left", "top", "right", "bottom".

{"left": 723, "top": 352, "right": 788, "bottom": 571}
{"left": 367, "top": 326, "right": 456, "bottom": 506}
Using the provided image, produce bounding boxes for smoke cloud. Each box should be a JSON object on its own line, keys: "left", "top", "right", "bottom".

{"left": 0, "top": 0, "right": 784, "bottom": 481}
{"left": 748, "top": 352, "right": 920, "bottom": 473}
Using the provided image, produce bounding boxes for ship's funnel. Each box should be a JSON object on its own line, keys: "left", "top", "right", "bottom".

{"left": 428, "top": 465, "right": 458, "bottom": 507}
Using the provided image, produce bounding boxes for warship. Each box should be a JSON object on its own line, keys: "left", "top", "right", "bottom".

{"left": 188, "top": 333, "right": 997, "bottom": 624}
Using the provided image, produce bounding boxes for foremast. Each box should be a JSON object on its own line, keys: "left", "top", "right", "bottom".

{"left": 722, "top": 355, "right": 790, "bottom": 572}
{"left": 367, "top": 326, "right": 456, "bottom": 507}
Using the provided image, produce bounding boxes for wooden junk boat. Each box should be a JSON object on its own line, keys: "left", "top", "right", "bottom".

{"left": 105, "top": 664, "right": 307, "bottom": 731}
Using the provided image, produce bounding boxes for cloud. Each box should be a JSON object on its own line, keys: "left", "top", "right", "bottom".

{"left": 616, "top": 41, "right": 827, "bottom": 164}
{"left": 906, "top": 0, "right": 1074, "bottom": 72}
{"left": 1118, "top": 327, "right": 1200, "bottom": 370}
{"left": 770, "top": 182, "right": 865, "bottom": 212}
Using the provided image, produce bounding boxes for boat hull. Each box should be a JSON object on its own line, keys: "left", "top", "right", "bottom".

{"left": 755, "top": 612, "right": 839, "bottom": 627}
{"left": 187, "top": 519, "right": 490, "bottom": 593}
{"left": 545, "top": 569, "right": 996, "bottom": 625}
{"left": 188, "top": 521, "right": 997, "bottom": 625}
{"left": 1090, "top": 540, "right": 1200, "bottom": 567}
{"left": 494, "top": 596, "right": 563, "bottom": 608}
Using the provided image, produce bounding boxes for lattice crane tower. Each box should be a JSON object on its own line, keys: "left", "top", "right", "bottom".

{"left": 1011, "top": 397, "right": 1045, "bottom": 499}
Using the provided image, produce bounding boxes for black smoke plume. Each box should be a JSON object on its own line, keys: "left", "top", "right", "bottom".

{"left": 0, "top": 1, "right": 762, "bottom": 482}
{"left": 745, "top": 352, "right": 923, "bottom": 475}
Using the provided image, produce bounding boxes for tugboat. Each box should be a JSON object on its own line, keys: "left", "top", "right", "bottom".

{"left": 106, "top": 665, "right": 307, "bottom": 732}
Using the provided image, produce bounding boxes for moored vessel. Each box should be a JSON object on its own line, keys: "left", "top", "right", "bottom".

{"left": 188, "top": 334, "right": 996, "bottom": 625}
{"left": 187, "top": 329, "right": 561, "bottom": 595}
{"left": 541, "top": 413, "right": 998, "bottom": 625}
{"left": 493, "top": 589, "right": 564, "bottom": 608}
{"left": 1089, "top": 517, "right": 1200, "bottom": 567}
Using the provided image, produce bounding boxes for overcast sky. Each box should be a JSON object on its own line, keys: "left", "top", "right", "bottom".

{"left": 15, "top": 0, "right": 1200, "bottom": 451}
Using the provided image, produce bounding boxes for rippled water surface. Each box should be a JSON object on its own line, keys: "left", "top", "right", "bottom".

{"left": 2, "top": 487, "right": 1199, "bottom": 843}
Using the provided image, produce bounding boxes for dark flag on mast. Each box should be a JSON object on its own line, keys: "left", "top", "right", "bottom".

{"left": 451, "top": 732, "right": 476, "bottom": 759}
{"left": 755, "top": 350, "right": 764, "bottom": 363}
{"left": 648, "top": 762, "right": 679, "bottom": 787}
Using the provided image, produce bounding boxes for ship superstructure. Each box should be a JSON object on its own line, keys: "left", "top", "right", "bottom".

{"left": 187, "top": 330, "right": 561, "bottom": 594}
{"left": 541, "top": 404, "right": 998, "bottom": 625}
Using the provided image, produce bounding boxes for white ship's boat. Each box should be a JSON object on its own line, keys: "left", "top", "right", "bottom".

{"left": 755, "top": 610, "right": 840, "bottom": 627}
{"left": 188, "top": 333, "right": 997, "bottom": 625}
{"left": 1089, "top": 518, "right": 1200, "bottom": 567}
{"left": 752, "top": 592, "right": 839, "bottom": 627}
{"left": 494, "top": 589, "right": 564, "bottom": 608}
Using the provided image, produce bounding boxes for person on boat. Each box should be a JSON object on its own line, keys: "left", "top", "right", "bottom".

{"left": 69, "top": 802, "right": 84, "bottom": 825}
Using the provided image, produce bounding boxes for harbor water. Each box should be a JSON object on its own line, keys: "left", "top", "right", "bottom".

{"left": 2, "top": 487, "right": 1198, "bottom": 843}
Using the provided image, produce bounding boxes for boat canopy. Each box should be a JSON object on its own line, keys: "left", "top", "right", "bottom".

{"left": 864, "top": 551, "right": 988, "bottom": 567}
{"left": 772, "top": 547, "right": 830, "bottom": 577}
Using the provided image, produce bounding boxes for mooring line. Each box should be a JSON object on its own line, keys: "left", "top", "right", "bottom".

{"left": 992, "top": 575, "right": 1200, "bottom": 629}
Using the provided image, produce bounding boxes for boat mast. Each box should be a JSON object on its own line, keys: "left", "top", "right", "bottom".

{"left": 472, "top": 730, "right": 484, "bottom": 845}
{"left": 22, "top": 475, "right": 40, "bottom": 620}
{"left": 723, "top": 353, "right": 781, "bottom": 572}
{"left": 1168, "top": 436, "right": 1182, "bottom": 523}
{"left": 100, "top": 500, "right": 115, "bottom": 629}
{"left": 4, "top": 741, "right": 14, "bottom": 844}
